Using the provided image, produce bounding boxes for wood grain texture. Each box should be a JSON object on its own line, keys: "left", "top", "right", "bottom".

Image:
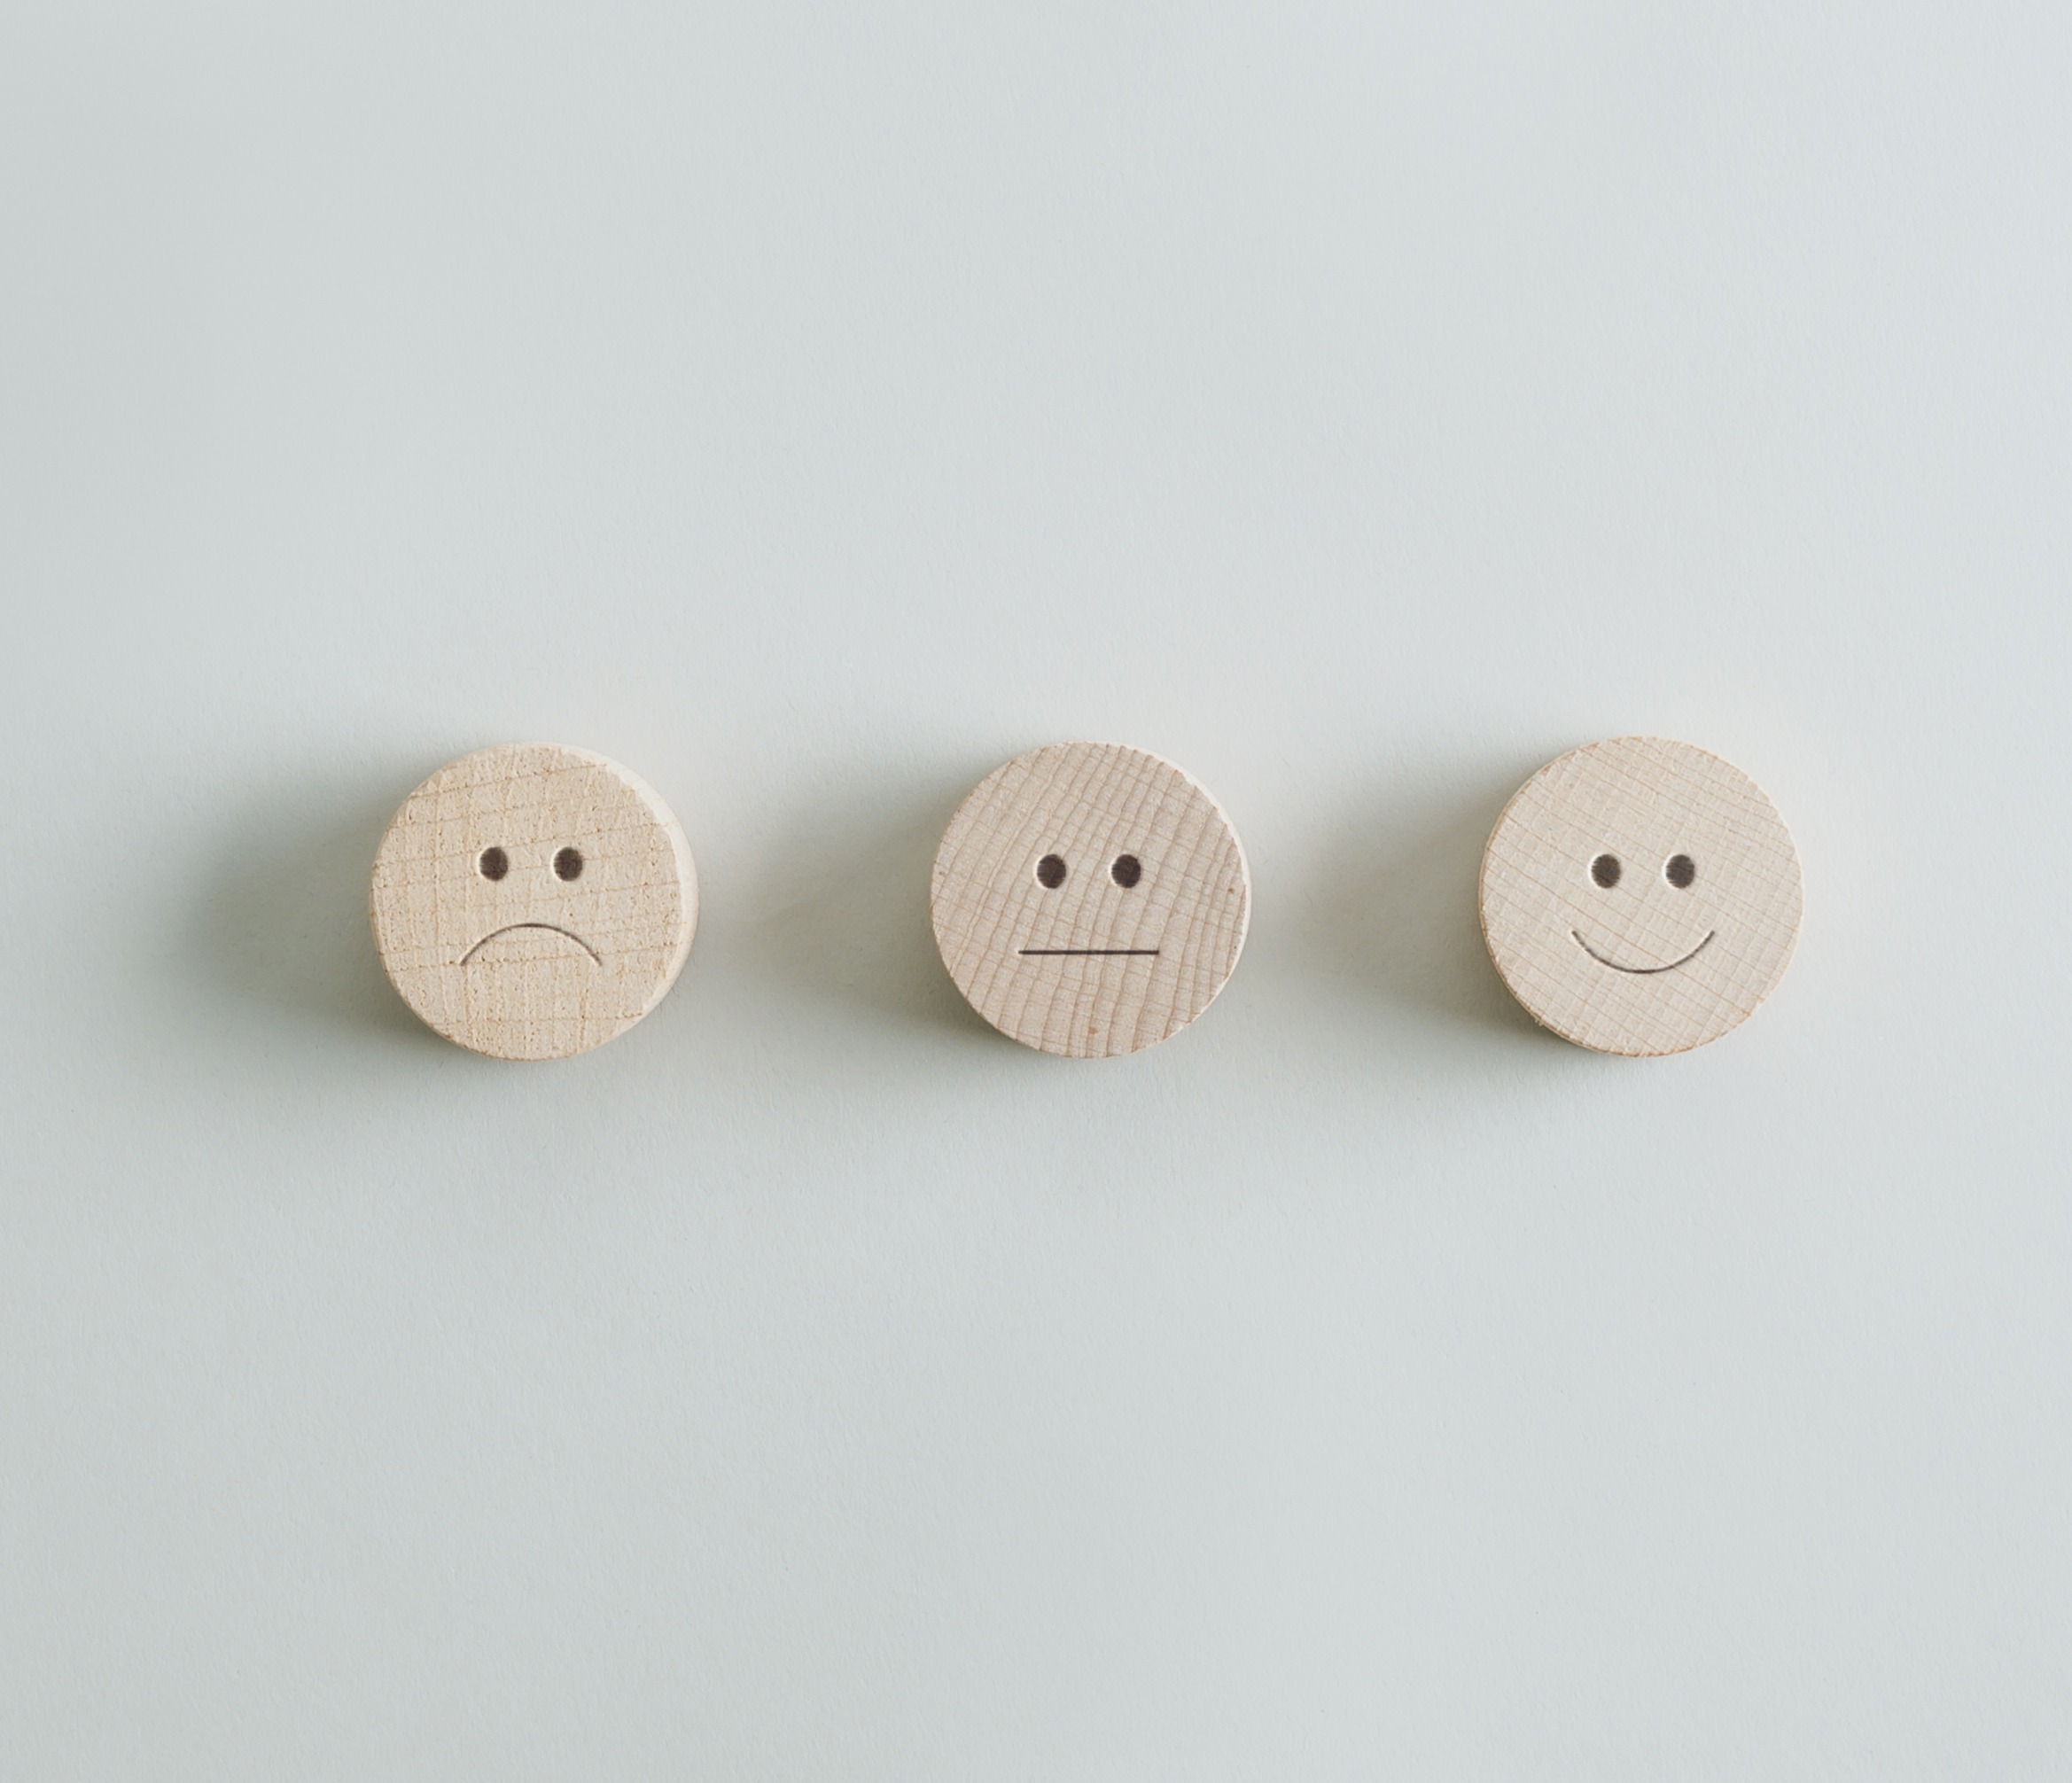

{"left": 931, "top": 742, "right": 1250, "bottom": 1058}
{"left": 370, "top": 744, "right": 697, "bottom": 1061}
{"left": 1479, "top": 736, "right": 1802, "bottom": 1056}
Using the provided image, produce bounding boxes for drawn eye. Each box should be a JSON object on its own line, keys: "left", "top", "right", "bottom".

{"left": 554, "top": 846, "right": 584, "bottom": 882}
{"left": 1035, "top": 853, "right": 1066, "bottom": 889}
{"left": 1665, "top": 853, "right": 1696, "bottom": 889}
{"left": 1110, "top": 853, "right": 1142, "bottom": 888}
{"left": 479, "top": 846, "right": 509, "bottom": 882}
{"left": 1591, "top": 853, "right": 1621, "bottom": 888}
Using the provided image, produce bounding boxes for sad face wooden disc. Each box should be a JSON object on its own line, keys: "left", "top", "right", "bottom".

{"left": 1479, "top": 736, "right": 1803, "bottom": 1056}
{"left": 931, "top": 742, "right": 1251, "bottom": 1058}
{"left": 370, "top": 744, "right": 697, "bottom": 1060}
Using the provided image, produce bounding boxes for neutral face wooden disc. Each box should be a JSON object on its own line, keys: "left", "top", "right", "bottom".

{"left": 931, "top": 743, "right": 1251, "bottom": 1058}
{"left": 370, "top": 744, "right": 697, "bottom": 1061}
{"left": 1479, "top": 736, "right": 1803, "bottom": 1056}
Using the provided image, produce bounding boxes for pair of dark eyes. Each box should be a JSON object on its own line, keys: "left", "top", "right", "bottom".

{"left": 1035, "top": 853, "right": 1141, "bottom": 890}
{"left": 478, "top": 845, "right": 584, "bottom": 883}
{"left": 1591, "top": 853, "right": 1696, "bottom": 890}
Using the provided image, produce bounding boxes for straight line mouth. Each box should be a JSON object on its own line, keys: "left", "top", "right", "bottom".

{"left": 1570, "top": 930, "right": 1716, "bottom": 975}
{"left": 458, "top": 923, "right": 603, "bottom": 966}
{"left": 1017, "top": 948, "right": 1161, "bottom": 957}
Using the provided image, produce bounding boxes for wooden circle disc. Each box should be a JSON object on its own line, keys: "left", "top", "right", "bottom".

{"left": 931, "top": 743, "right": 1251, "bottom": 1058}
{"left": 370, "top": 744, "right": 697, "bottom": 1060}
{"left": 1479, "top": 736, "right": 1803, "bottom": 1056}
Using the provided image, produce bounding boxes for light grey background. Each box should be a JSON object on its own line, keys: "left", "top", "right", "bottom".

{"left": 4, "top": 2, "right": 2068, "bottom": 1775}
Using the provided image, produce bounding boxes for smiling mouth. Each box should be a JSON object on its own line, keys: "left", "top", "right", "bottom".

{"left": 1571, "top": 930, "right": 1716, "bottom": 975}
{"left": 1017, "top": 948, "right": 1160, "bottom": 957}
{"left": 458, "top": 923, "right": 602, "bottom": 966}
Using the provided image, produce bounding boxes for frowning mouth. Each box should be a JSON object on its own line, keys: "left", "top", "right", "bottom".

{"left": 1571, "top": 930, "right": 1715, "bottom": 975}
{"left": 458, "top": 923, "right": 602, "bottom": 966}
{"left": 1017, "top": 948, "right": 1160, "bottom": 957}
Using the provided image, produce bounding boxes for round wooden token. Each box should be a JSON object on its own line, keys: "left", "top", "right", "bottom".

{"left": 1479, "top": 736, "right": 1803, "bottom": 1056}
{"left": 931, "top": 742, "right": 1251, "bottom": 1058}
{"left": 370, "top": 744, "right": 697, "bottom": 1060}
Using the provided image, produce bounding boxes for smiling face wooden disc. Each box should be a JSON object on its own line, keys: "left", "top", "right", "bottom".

{"left": 931, "top": 743, "right": 1251, "bottom": 1058}
{"left": 370, "top": 744, "right": 697, "bottom": 1060}
{"left": 1479, "top": 736, "right": 1803, "bottom": 1056}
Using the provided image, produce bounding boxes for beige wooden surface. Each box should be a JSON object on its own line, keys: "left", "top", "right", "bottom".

{"left": 1479, "top": 736, "right": 1802, "bottom": 1056}
{"left": 931, "top": 742, "right": 1250, "bottom": 1058}
{"left": 369, "top": 743, "right": 697, "bottom": 1060}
